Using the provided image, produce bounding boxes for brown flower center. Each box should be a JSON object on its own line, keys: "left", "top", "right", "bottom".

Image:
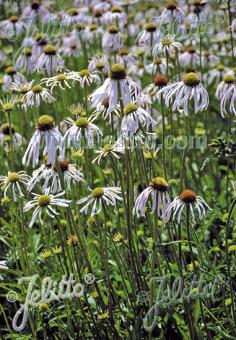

{"left": 37, "top": 115, "right": 55, "bottom": 131}
{"left": 108, "top": 25, "right": 119, "bottom": 34}
{"left": 119, "top": 47, "right": 129, "bottom": 56}
{"left": 166, "top": 1, "right": 177, "bottom": 10}
{"left": 94, "top": 10, "right": 102, "bottom": 18}
{"left": 1, "top": 123, "right": 15, "bottom": 135}
{"left": 44, "top": 45, "right": 57, "bottom": 56}
{"left": 179, "top": 189, "right": 196, "bottom": 203}
{"left": 5, "top": 66, "right": 16, "bottom": 75}
{"left": 8, "top": 172, "right": 20, "bottom": 182}
{"left": 109, "top": 64, "right": 126, "bottom": 80}
{"left": 37, "top": 195, "right": 51, "bottom": 207}
{"left": 153, "top": 74, "right": 168, "bottom": 87}
{"left": 183, "top": 73, "right": 200, "bottom": 87}
{"left": 9, "top": 15, "right": 19, "bottom": 23}
{"left": 188, "top": 47, "right": 196, "bottom": 54}
{"left": 145, "top": 22, "right": 156, "bottom": 32}
{"left": 53, "top": 160, "right": 69, "bottom": 172}
{"left": 102, "top": 97, "right": 109, "bottom": 108}
{"left": 149, "top": 177, "right": 168, "bottom": 192}
{"left": 31, "top": 1, "right": 40, "bottom": 10}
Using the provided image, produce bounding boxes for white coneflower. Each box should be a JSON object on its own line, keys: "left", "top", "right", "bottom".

{"left": 121, "top": 103, "right": 157, "bottom": 134}
{"left": 153, "top": 35, "right": 182, "bottom": 57}
{"left": 145, "top": 57, "right": 168, "bottom": 76}
{"left": 0, "top": 171, "right": 30, "bottom": 201}
{"left": 186, "top": 0, "right": 210, "bottom": 28}
{"left": 69, "top": 69, "right": 100, "bottom": 87}
{"left": 60, "top": 30, "right": 81, "bottom": 57}
{"left": 10, "top": 80, "right": 33, "bottom": 95}
{"left": 216, "top": 73, "right": 235, "bottom": 101}
{"left": 0, "top": 15, "right": 25, "bottom": 39}
{"left": 0, "top": 123, "right": 24, "bottom": 148}
{"left": 32, "top": 34, "right": 48, "bottom": 60}
{"left": 212, "top": 33, "right": 230, "bottom": 58}
{"left": 15, "top": 48, "right": 35, "bottom": 74}
{"left": 217, "top": 75, "right": 236, "bottom": 117}
{"left": 15, "top": 98, "right": 28, "bottom": 112}
{"left": 61, "top": 31, "right": 76, "bottom": 47}
{"left": 3, "top": 66, "right": 26, "bottom": 89}
{"left": 157, "top": 0, "right": 185, "bottom": 23}
{"left": 93, "top": 97, "right": 120, "bottom": 121}
{"left": 67, "top": 103, "right": 84, "bottom": 119}
{"left": 102, "top": 6, "right": 127, "bottom": 28}
{"left": 22, "top": 1, "right": 49, "bottom": 26}
{"left": 29, "top": 160, "right": 84, "bottom": 193}
{"left": 62, "top": 7, "right": 82, "bottom": 25}
{"left": 221, "top": 90, "right": 236, "bottom": 117}
{"left": 133, "top": 177, "right": 170, "bottom": 221}
{"left": 102, "top": 25, "right": 123, "bottom": 53}
{"left": 144, "top": 74, "right": 169, "bottom": 100}
{"left": 27, "top": 162, "right": 52, "bottom": 192}
{"left": 41, "top": 73, "right": 76, "bottom": 92}
{"left": 202, "top": 50, "right": 219, "bottom": 69}
{"left": 135, "top": 49, "right": 147, "bottom": 61}
{"left": 179, "top": 47, "right": 200, "bottom": 67}
{"left": 23, "top": 188, "right": 70, "bottom": 228}
{"left": 138, "top": 22, "right": 161, "bottom": 47}
{"left": 207, "top": 64, "right": 226, "bottom": 85}
{"left": 35, "top": 44, "right": 64, "bottom": 75}
{"left": 157, "top": 72, "right": 209, "bottom": 116}
{"left": 83, "top": 24, "right": 104, "bottom": 47}
{"left": 22, "top": 84, "right": 55, "bottom": 108}
{"left": 63, "top": 116, "right": 102, "bottom": 149}
{"left": 78, "top": 187, "right": 122, "bottom": 216}
{"left": 135, "top": 91, "right": 152, "bottom": 108}
{"left": 88, "top": 52, "right": 110, "bottom": 73}
{"left": 117, "top": 47, "right": 136, "bottom": 68}
{"left": 166, "top": 189, "right": 211, "bottom": 223}
{"left": 92, "top": 143, "right": 124, "bottom": 165}
{"left": 60, "top": 106, "right": 86, "bottom": 134}
{"left": 0, "top": 96, "right": 16, "bottom": 113}
{"left": 128, "top": 61, "right": 145, "bottom": 80}
{"left": 22, "top": 115, "right": 63, "bottom": 167}
{"left": 90, "top": 63, "right": 139, "bottom": 115}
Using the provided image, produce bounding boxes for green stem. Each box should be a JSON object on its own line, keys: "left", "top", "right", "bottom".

{"left": 7, "top": 112, "right": 14, "bottom": 169}
{"left": 149, "top": 206, "right": 159, "bottom": 324}
{"left": 101, "top": 205, "right": 112, "bottom": 319}
{"left": 228, "top": 0, "right": 235, "bottom": 62}
{"left": 161, "top": 94, "right": 167, "bottom": 179}
{"left": 186, "top": 204, "right": 197, "bottom": 274}
{"left": 225, "top": 197, "right": 236, "bottom": 329}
